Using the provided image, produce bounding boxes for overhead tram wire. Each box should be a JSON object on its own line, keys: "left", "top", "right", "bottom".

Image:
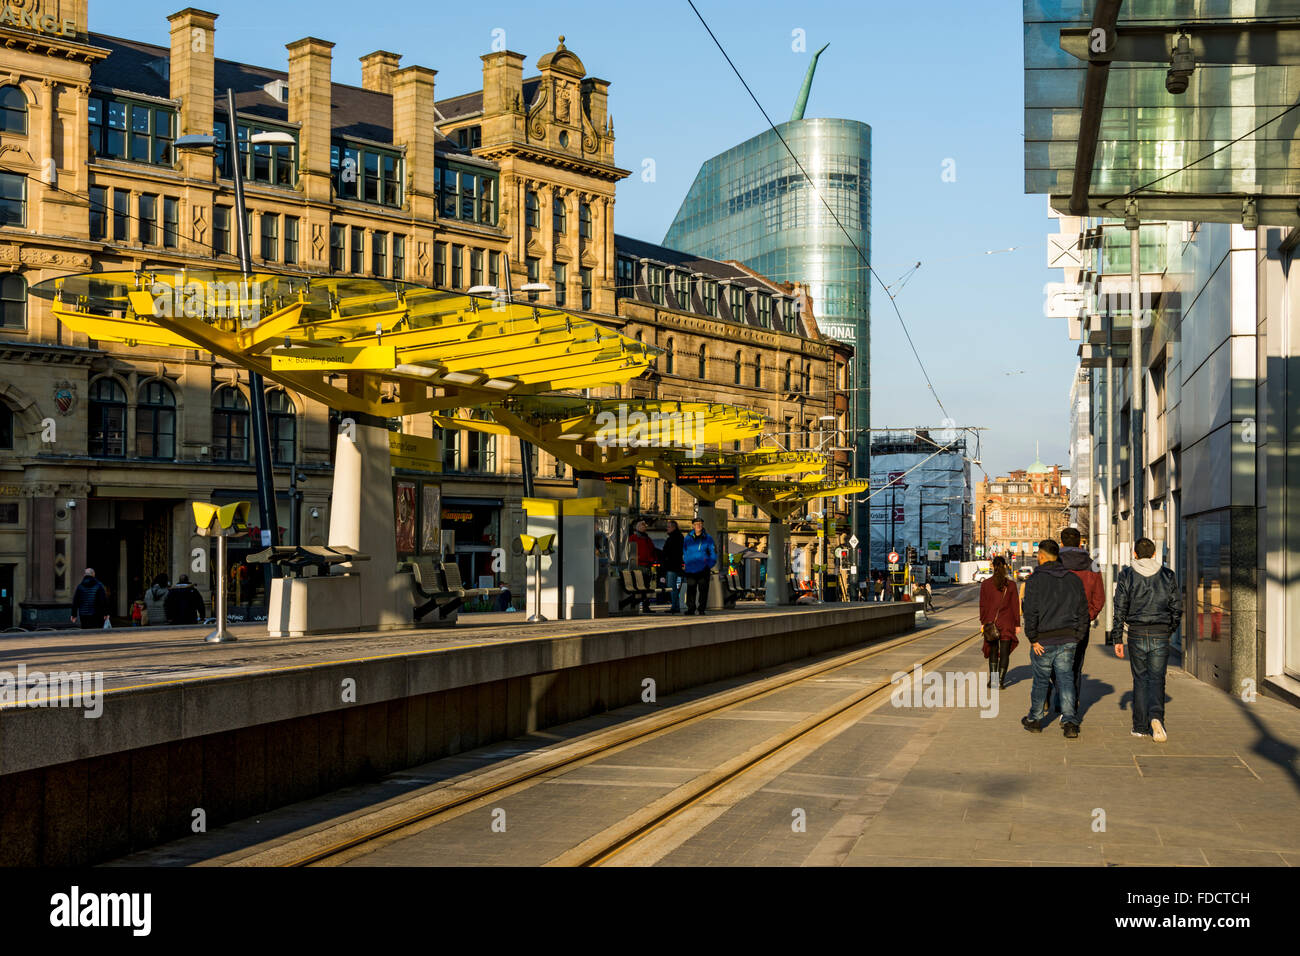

{"left": 685, "top": 0, "right": 950, "bottom": 421}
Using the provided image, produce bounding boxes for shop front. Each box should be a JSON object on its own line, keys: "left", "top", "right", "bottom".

{"left": 440, "top": 497, "right": 502, "bottom": 594}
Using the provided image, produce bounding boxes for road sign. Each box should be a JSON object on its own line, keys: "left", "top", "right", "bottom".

{"left": 887, "top": 551, "right": 899, "bottom": 564}
{"left": 849, "top": 534, "right": 859, "bottom": 548}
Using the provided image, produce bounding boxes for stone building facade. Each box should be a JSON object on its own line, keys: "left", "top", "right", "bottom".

{"left": 0, "top": 3, "right": 852, "bottom": 625}
{"left": 976, "top": 461, "right": 1070, "bottom": 564}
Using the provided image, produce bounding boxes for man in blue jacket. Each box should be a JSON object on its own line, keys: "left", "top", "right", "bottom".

{"left": 682, "top": 516, "right": 718, "bottom": 616}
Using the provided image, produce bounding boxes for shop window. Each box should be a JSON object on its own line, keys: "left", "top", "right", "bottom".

{"left": 135, "top": 380, "right": 175, "bottom": 460}
{"left": 88, "top": 378, "right": 126, "bottom": 458}
{"left": 212, "top": 386, "right": 249, "bottom": 462}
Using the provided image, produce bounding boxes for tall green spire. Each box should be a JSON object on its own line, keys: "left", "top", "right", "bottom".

{"left": 790, "top": 43, "right": 830, "bottom": 122}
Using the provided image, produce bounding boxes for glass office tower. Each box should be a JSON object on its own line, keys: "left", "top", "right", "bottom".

{"left": 664, "top": 117, "right": 872, "bottom": 558}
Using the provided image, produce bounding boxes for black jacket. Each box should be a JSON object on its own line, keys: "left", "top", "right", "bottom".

{"left": 164, "top": 584, "right": 205, "bottom": 624}
{"left": 72, "top": 576, "right": 108, "bottom": 621}
{"left": 1022, "top": 561, "right": 1089, "bottom": 644}
{"left": 1114, "top": 563, "right": 1182, "bottom": 635}
{"left": 660, "top": 530, "right": 684, "bottom": 572}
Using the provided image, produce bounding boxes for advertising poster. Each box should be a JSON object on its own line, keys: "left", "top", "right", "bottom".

{"left": 395, "top": 481, "right": 416, "bottom": 554}
{"left": 421, "top": 484, "right": 441, "bottom": 554}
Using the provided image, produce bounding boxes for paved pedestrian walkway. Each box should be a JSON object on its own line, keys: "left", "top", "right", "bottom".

{"left": 837, "top": 636, "right": 1300, "bottom": 866}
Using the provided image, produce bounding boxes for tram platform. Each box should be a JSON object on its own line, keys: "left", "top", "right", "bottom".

{"left": 0, "top": 599, "right": 920, "bottom": 865}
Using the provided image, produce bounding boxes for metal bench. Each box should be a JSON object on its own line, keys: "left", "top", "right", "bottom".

{"left": 618, "top": 569, "right": 654, "bottom": 610}
{"left": 719, "top": 573, "right": 741, "bottom": 608}
{"left": 247, "top": 544, "right": 369, "bottom": 577}
{"left": 401, "top": 559, "right": 463, "bottom": 623}
{"left": 441, "top": 562, "right": 503, "bottom": 602}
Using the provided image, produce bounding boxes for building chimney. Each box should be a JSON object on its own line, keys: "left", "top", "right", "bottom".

{"left": 360, "top": 50, "right": 401, "bottom": 94}
{"left": 480, "top": 50, "right": 526, "bottom": 147}
{"left": 391, "top": 65, "right": 436, "bottom": 222}
{"left": 286, "top": 37, "right": 335, "bottom": 204}
{"left": 168, "top": 9, "right": 218, "bottom": 210}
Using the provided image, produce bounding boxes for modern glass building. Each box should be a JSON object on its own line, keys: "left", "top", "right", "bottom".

{"left": 663, "top": 117, "right": 872, "bottom": 553}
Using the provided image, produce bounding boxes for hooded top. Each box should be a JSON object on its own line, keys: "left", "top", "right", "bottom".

{"left": 1114, "top": 555, "right": 1182, "bottom": 633}
{"left": 1059, "top": 546, "right": 1105, "bottom": 622}
{"left": 1131, "top": 556, "right": 1163, "bottom": 577}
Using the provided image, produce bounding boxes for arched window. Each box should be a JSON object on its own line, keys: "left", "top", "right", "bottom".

{"left": 135, "top": 380, "right": 175, "bottom": 459}
{"left": 664, "top": 339, "right": 674, "bottom": 375}
{"left": 578, "top": 201, "right": 592, "bottom": 239}
{"left": 212, "top": 386, "right": 249, "bottom": 462}
{"left": 0, "top": 274, "right": 25, "bottom": 330}
{"left": 803, "top": 362, "right": 811, "bottom": 393}
{"left": 0, "top": 85, "right": 25, "bottom": 134}
{"left": 88, "top": 378, "right": 126, "bottom": 458}
{"left": 753, "top": 357, "right": 762, "bottom": 388}
{"left": 0, "top": 401, "right": 13, "bottom": 450}
{"left": 698, "top": 348, "right": 707, "bottom": 379}
{"left": 267, "top": 388, "right": 296, "bottom": 464}
{"left": 783, "top": 359, "right": 792, "bottom": 391}
{"left": 525, "top": 190, "right": 539, "bottom": 229}
{"left": 733, "top": 350, "right": 742, "bottom": 386}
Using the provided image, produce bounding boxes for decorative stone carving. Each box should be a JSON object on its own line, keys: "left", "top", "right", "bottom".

{"left": 191, "top": 204, "right": 206, "bottom": 243}
{"left": 311, "top": 223, "right": 325, "bottom": 260}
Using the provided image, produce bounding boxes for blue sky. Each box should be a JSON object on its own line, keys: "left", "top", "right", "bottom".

{"left": 96, "top": 0, "right": 1074, "bottom": 481}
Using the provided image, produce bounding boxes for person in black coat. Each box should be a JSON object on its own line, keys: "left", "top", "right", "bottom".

{"left": 71, "top": 568, "right": 109, "bottom": 629}
{"left": 660, "top": 520, "right": 685, "bottom": 613}
{"left": 164, "top": 575, "right": 206, "bottom": 625}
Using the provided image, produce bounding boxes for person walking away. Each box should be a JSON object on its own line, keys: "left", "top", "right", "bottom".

{"left": 1114, "top": 537, "right": 1182, "bottom": 742}
{"left": 660, "top": 520, "right": 685, "bottom": 614}
{"left": 165, "top": 574, "right": 206, "bottom": 625}
{"left": 1049, "top": 527, "right": 1105, "bottom": 710}
{"left": 874, "top": 574, "right": 885, "bottom": 603}
{"left": 682, "top": 517, "right": 717, "bottom": 615}
{"left": 1021, "top": 539, "right": 1090, "bottom": 738}
{"left": 979, "top": 556, "right": 1020, "bottom": 688}
{"left": 143, "top": 573, "right": 170, "bottom": 626}
{"left": 71, "top": 568, "right": 109, "bottom": 629}
{"left": 628, "top": 520, "right": 657, "bottom": 613}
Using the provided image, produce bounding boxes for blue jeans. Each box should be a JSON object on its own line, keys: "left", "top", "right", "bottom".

{"left": 1128, "top": 630, "right": 1171, "bottom": 733}
{"left": 666, "top": 571, "right": 681, "bottom": 612}
{"left": 1027, "top": 641, "right": 1078, "bottom": 725}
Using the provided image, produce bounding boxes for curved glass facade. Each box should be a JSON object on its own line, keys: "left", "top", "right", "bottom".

{"left": 664, "top": 117, "right": 872, "bottom": 545}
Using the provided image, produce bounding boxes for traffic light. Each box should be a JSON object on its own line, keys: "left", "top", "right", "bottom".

{"left": 905, "top": 545, "right": 918, "bottom": 565}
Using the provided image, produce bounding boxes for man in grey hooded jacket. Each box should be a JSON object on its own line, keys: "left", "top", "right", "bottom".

{"left": 1113, "top": 537, "right": 1182, "bottom": 742}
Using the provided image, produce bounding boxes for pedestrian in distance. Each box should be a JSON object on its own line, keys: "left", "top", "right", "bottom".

{"left": 143, "top": 573, "right": 170, "bottom": 626}
{"left": 1021, "top": 538, "right": 1090, "bottom": 739}
{"left": 628, "top": 519, "right": 657, "bottom": 613}
{"left": 979, "top": 556, "right": 1020, "bottom": 689}
{"left": 682, "top": 516, "right": 717, "bottom": 615}
{"left": 660, "top": 519, "right": 685, "bottom": 614}
{"left": 873, "top": 573, "right": 885, "bottom": 603}
{"left": 1047, "top": 527, "right": 1105, "bottom": 711}
{"left": 71, "top": 568, "right": 109, "bottom": 630}
{"left": 164, "top": 574, "right": 206, "bottom": 625}
{"left": 1114, "top": 537, "right": 1183, "bottom": 743}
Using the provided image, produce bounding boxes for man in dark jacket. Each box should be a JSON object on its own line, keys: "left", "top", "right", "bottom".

{"left": 71, "top": 568, "right": 109, "bottom": 629}
{"left": 660, "top": 520, "right": 685, "bottom": 614}
{"left": 1021, "top": 539, "right": 1090, "bottom": 738}
{"left": 164, "top": 575, "right": 206, "bottom": 625}
{"left": 1048, "top": 527, "right": 1106, "bottom": 709}
{"left": 682, "top": 517, "right": 718, "bottom": 615}
{"left": 1114, "top": 537, "right": 1182, "bottom": 743}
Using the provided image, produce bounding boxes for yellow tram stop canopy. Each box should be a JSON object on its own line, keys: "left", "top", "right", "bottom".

{"left": 30, "top": 270, "right": 655, "bottom": 416}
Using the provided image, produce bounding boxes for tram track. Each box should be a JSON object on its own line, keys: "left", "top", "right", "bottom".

{"left": 228, "top": 591, "right": 982, "bottom": 867}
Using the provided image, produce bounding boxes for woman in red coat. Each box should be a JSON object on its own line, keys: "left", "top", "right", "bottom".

{"left": 980, "top": 556, "right": 1020, "bottom": 689}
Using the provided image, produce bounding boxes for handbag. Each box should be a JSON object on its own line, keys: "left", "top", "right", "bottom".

{"left": 983, "top": 582, "right": 1009, "bottom": 642}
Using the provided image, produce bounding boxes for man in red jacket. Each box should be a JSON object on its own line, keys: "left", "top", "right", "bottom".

{"left": 1047, "top": 527, "right": 1104, "bottom": 715}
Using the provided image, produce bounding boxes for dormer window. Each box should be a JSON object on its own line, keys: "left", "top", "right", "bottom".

{"left": 333, "top": 141, "right": 402, "bottom": 207}
{"left": 262, "top": 79, "right": 289, "bottom": 104}
{"left": 757, "top": 294, "right": 772, "bottom": 328}
{"left": 647, "top": 264, "right": 665, "bottom": 305}
{"left": 90, "top": 96, "right": 175, "bottom": 167}
{"left": 672, "top": 271, "right": 689, "bottom": 310}
{"left": 214, "top": 113, "right": 296, "bottom": 186}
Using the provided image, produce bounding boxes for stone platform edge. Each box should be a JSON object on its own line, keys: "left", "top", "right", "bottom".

{"left": 0, "top": 603, "right": 917, "bottom": 776}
